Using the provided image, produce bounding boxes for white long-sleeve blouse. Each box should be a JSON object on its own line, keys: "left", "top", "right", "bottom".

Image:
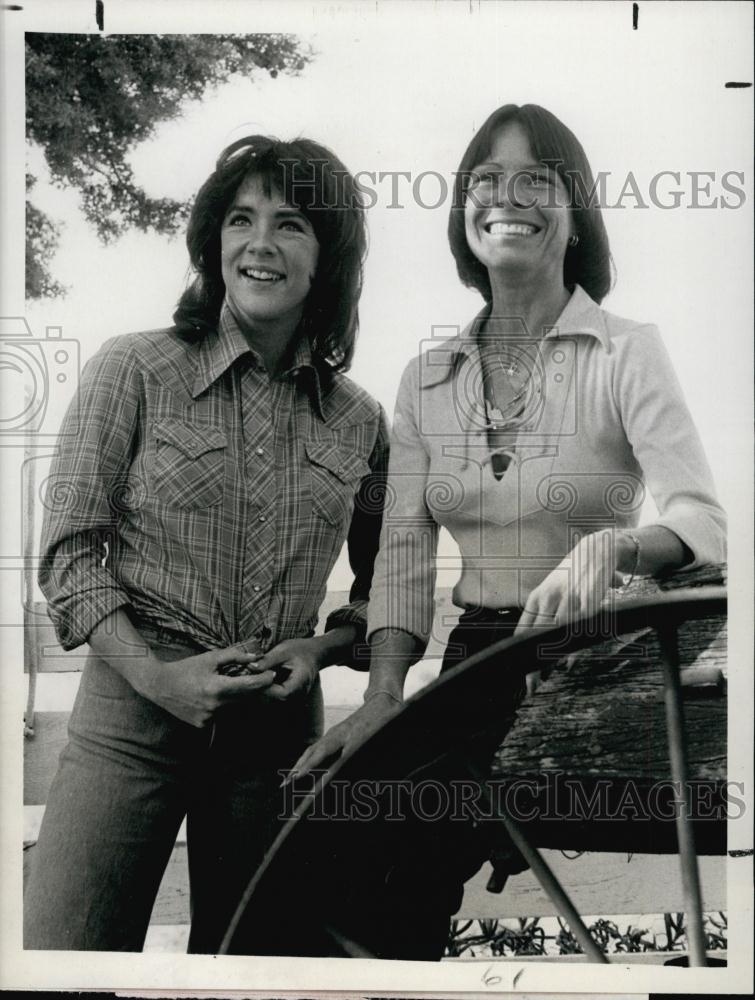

{"left": 366, "top": 284, "right": 726, "bottom": 652}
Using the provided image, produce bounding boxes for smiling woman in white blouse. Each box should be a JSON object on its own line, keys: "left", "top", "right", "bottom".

{"left": 291, "top": 103, "right": 726, "bottom": 959}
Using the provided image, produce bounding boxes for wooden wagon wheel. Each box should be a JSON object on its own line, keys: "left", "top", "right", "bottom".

{"left": 219, "top": 587, "right": 726, "bottom": 964}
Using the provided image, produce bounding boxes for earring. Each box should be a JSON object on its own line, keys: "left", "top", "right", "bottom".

{"left": 568, "top": 234, "right": 579, "bottom": 247}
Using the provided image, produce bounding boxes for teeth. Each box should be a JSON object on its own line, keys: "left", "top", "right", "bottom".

{"left": 486, "top": 222, "right": 537, "bottom": 236}
{"left": 242, "top": 268, "right": 283, "bottom": 281}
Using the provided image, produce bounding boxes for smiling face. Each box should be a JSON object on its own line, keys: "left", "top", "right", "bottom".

{"left": 220, "top": 173, "right": 320, "bottom": 336}
{"left": 464, "top": 120, "right": 573, "bottom": 288}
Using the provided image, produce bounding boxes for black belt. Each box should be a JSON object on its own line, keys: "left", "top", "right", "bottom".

{"left": 457, "top": 605, "right": 523, "bottom": 626}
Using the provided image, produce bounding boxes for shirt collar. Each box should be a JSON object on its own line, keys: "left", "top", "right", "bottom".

{"left": 192, "top": 302, "right": 327, "bottom": 417}
{"left": 192, "top": 303, "right": 252, "bottom": 397}
{"left": 284, "top": 336, "right": 328, "bottom": 420}
{"left": 547, "top": 283, "right": 610, "bottom": 348}
{"left": 419, "top": 284, "right": 610, "bottom": 389}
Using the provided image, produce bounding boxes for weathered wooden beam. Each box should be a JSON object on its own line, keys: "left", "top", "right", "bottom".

{"left": 482, "top": 574, "right": 727, "bottom": 855}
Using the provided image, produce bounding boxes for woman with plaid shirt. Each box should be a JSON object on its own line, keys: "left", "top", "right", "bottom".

{"left": 24, "top": 137, "right": 388, "bottom": 952}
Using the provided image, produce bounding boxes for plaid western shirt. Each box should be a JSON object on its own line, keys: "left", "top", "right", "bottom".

{"left": 39, "top": 304, "right": 388, "bottom": 661}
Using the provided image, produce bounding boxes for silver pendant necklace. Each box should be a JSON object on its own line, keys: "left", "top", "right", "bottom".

{"left": 481, "top": 351, "right": 531, "bottom": 431}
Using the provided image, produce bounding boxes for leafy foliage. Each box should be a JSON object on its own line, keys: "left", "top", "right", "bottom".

{"left": 446, "top": 911, "right": 727, "bottom": 958}
{"left": 25, "top": 173, "right": 67, "bottom": 300}
{"left": 25, "top": 33, "right": 312, "bottom": 299}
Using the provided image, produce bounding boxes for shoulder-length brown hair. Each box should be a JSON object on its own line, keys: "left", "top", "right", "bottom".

{"left": 173, "top": 135, "right": 367, "bottom": 371}
{"left": 448, "top": 104, "right": 613, "bottom": 304}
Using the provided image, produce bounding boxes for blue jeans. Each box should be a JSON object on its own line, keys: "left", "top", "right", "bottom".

{"left": 23, "top": 627, "right": 322, "bottom": 952}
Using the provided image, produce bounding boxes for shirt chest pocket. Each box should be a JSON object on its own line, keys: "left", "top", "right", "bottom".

{"left": 151, "top": 419, "right": 227, "bottom": 509}
{"left": 305, "top": 440, "right": 371, "bottom": 528}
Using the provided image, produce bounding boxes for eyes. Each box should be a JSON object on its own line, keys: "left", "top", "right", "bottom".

{"left": 469, "top": 168, "right": 555, "bottom": 191}
{"left": 224, "top": 211, "right": 309, "bottom": 234}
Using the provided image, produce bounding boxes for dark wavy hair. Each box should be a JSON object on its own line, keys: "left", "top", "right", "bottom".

{"left": 173, "top": 135, "right": 367, "bottom": 371}
{"left": 448, "top": 104, "right": 613, "bottom": 304}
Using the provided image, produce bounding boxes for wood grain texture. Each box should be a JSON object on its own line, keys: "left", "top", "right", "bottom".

{"left": 492, "top": 617, "right": 727, "bottom": 782}
{"left": 487, "top": 566, "right": 727, "bottom": 854}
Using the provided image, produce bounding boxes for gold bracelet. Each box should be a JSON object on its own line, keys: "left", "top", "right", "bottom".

{"left": 363, "top": 688, "right": 402, "bottom": 706}
{"left": 619, "top": 530, "right": 641, "bottom": 591}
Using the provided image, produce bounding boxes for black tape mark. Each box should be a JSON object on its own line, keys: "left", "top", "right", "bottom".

{"left": 725, "top": 81, "right": 753, "bottom": 88}
{"left": 632, "top": 3, "right": 638, "bottom": 29}
{"left": 96, "top": 0, "right": 104, "bottom": 31}
{"left": 728, "top": 848, "right": 753, "bottom": 857}
{"left": 3, "top": 5, "right": 25, "bottom": 9}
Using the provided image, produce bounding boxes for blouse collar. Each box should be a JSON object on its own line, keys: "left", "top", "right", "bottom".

{"left": 420, "top": 284, "right": 610, "bottom": 389}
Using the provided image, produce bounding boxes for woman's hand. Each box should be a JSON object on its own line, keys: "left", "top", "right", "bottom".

{"left": 514, "top": 529, "right": 630, "bottom": 694}
{"left": 282, "top": 693, "right": 402, "bottom": 783}
{"left": 254, "top": 625, "right": 361, "bottom": 702}
{"left": 136, "top": 647, "right": 276, "bottom": 728}
{"left": 257, "top": 637, "right": 328, "bottom": 701}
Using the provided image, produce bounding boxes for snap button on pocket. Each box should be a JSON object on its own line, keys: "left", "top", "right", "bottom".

{"left": 152, "top": 419, "right": 227, "bottom": 509}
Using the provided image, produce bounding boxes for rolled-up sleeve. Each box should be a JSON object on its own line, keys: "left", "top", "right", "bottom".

{"left": 323, "top": 405, "right": 390, "bottom": 666}
{"left": 366, "top": 359, "right": 440, "bottom": 654}
{"left": 38, "top": 338, "right": 140, "bottom": 649}
{"left": 613, "top": 324, "right": 726, "bottom": 568}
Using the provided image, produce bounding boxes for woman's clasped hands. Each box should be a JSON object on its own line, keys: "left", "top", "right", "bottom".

{"left": 140, "top": 637, "right": 330, "bottom": 729}
{"left": 137, "top": 647, "right": 277, "bottom": 728}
